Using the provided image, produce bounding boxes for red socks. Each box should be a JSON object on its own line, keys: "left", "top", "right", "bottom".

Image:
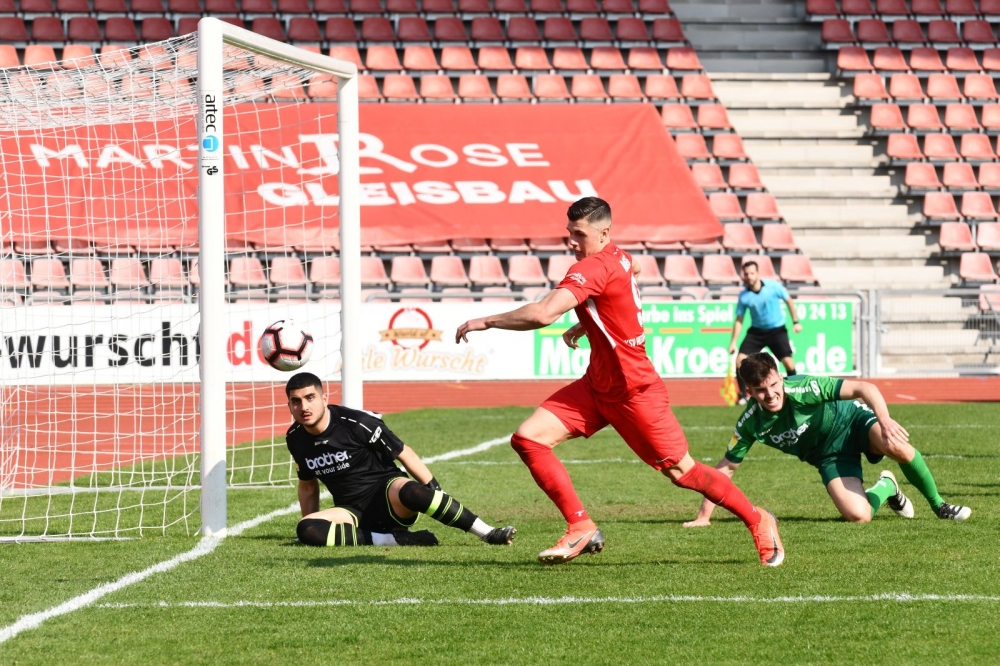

{"left": 673, "top": 461, "right": 761, "bottom": 528}
{"left": 510, "top": 433, "right": 590, "bottom": 525}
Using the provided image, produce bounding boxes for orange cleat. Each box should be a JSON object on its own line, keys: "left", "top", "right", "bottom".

{"left": 538, "top": 520, "right": 605, "bottom": 564}
{"left": 749, "top": 508, "right": 784, "bottom": 567}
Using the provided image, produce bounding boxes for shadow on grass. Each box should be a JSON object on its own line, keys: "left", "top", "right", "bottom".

{"left": 305, "top": 555, "right": 747, "bottom": 568}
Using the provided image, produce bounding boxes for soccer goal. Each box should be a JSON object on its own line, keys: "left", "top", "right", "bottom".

{"left": 0, "top": 18, "right": 361, "bottom": 541}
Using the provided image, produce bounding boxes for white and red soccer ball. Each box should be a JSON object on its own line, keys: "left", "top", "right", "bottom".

{"left": 259, "top": 319, "right": 314, "bottom": 371}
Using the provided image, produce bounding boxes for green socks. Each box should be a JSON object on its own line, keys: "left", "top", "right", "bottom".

{"left": 865, "top": 476, "right": 897, "bottom": 518}
{"left": 899, "top": 449, "right": 944, "bottom": 511}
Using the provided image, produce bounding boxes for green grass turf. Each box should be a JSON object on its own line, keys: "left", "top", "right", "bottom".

{"left": 2, "top": 403, "right": 999, "bottom": 664}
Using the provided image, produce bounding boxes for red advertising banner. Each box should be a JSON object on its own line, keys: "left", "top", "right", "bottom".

{"left": 1, "top": 103, "right": 720, "bottom": 245}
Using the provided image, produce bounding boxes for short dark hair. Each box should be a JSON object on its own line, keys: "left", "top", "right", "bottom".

{"left": 567, "top": 197, "right": 611, "bottom": 225}
{"left": 742, "top": 260, "right": 758, "bottom": 272}
{"left": 285, "top": 372, "right": 324, "bottom": 397}
{"left": 738, "top": 352, "right": 778, "bottom": 388}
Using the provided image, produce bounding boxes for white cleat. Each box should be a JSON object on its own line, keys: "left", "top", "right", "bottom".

{"left": 880, "top": 470, "right": 914, "bottom": 519}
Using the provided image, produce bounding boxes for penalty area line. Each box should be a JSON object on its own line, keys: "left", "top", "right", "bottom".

{"left": 0, "top": 433, "right": 511, "bottom": 646}
{"left": 93, "top": 592, "right": 1000, "bottom": 609}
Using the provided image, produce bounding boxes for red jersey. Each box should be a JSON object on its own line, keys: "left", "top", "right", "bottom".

{"left": 556, "top": 244, "right": 660, "bottom": 400}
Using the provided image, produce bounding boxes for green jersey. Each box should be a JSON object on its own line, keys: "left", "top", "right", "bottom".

{"left": 726, "top": 376, "right": 852, "bottom": 465}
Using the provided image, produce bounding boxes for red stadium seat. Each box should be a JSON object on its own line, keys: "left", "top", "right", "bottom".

{"left": 360, "top": 257, "right": 391, "bottom": 287}
{"left": 31, "top": 258, "right": 71, "bottom": 290}
{"left": 0, "top": 45, "right": 18, "bottom": 68}
{"left": 308, "top": 73, "right": 339, "bottom": 99}
{"left": 434, "top": 17, "right": 469, "bottom": 42}
{"left": 608, "top": 74, "right": 645, "bottom": 101}
{"left": 553, "top": 47, "right": 589, "bottom": 71}
{"left": 383, "top": 75, "right": 420, "bottom": 101}
{"left": 404, "top": 45, "right": 440, "bottom": 71}
{"left": 729, "top": 163, "right": 765, "bottom": 190}
{"left": 425, "top": 0, "right": 456, "bottom": 12}
{"left": 279, "top": 0, "right": 313, "bottom": 12}
{"left": 663, "top": 255, "right": 704, "bottom": 285}
{"left": 590, "top": 47, "right": 627, "bottom": 70}
{"left": 979, "top": 163, "right": 1000, "bottom": 189}
{"left": 645, "top": 75, "right": 681, "bottom": 102}
{"left": 870, "top": 103, "right": 908, "bottom": 132}
{"left": 665, "top": 47, "right": 702, "bottom": 71}
{"left": 149, "top": 258, "right": 189, "bottom": 289}
{"left": 469, "top": 256, "right": 509, "bottom": 286}
{"left": 660, "top": 103, "right": 697, "bottom": 130}
{"left": 701, "top": 255, "right": 741, "bottom": 285}
{"left": 629, "top": 255, "right": 662, "bottom": 286}
{"left": 617, "top": 18, "right": 650, "bottom": 43}
{"left": 905, "top": 162, "right": 943, "bottom": 190}
{"left": 361, "top": 17, "right": 396, "bottom": 42}
{"left": 779, "top": 255, "right": 819, "bottom": 284}
{"left": 351, "top": 0, "right": 383, "bottom": 13}
{"left": 961, "top": 134, "right": 998, "bottom": 161}
{"left": 70, "top": 258, "right": 110, "bottom": 291}
{"left": 530, "top": 0, "right": 563, "bottom": 13}
{"left": 945, "top": 48, "right": 980, "bottom": 73}
{"left": 571, "top": 74, "right": 608, "bottom": 101}
{"left": 674, "top": 133, "right": 710, "bottom": 160}
{"left": 959, "top": 252, "right": 999, "bottom": 281}
{"left": 821, "top": 19, "right": 855, "bottom": 44}
{"left": 681, "top": 74, "right": 716, "bottom": 101}
{"left": 858, "top": 19, "right": 892, "bottom": 44}
{"left": 742, "top": 254, "right": 776, "bottom": 279}
{"left": 842, "top": 0, "right": 875, "bottom": 13}
{"left": 637, "top": 0, "right": 669, "bottom": 12}
{"left": 888, "top": 73, "right": 923, "bottom": 101}
{"left": 962, "top": 20, "right": 996, "bottom": 46}
{"left": 892, "top": 21, "right": 926, "bottom": 45}
{"left": 0, "top": 18, "right": 29, "bottom": 45}
{"left": 398, "top": 17, "right": 433, "bottom": 42}
{"left": 982, "top": 104, "right": 1000, "bottom": 131}
{"left": 387, "top": 0, "right": 420, "bottom": 12}
{"left": 722, "top": 224, "right": 761, "bottom": 252}
{"left": 390, "top": 257, "right": 431, "bottom": 287}
{"left": 459, "top": 0, "right": 491, "bottom": 12}
{"left": 458, "top": 74, "right": 497, "bottom": 101}
{"left": 977, "top": 222, "right": 1000, "bottom": 249}
{"left": 691, "top": 163, "right": 727, "bottom": 190}
{"left": 141, "top": 17, "right": 174, "bottom": 41}
{"left": 530, "top": 74, "right": 570, "bottom": 101}
{"left": 907, "top": 104, "right": 945, "bottom": 131}
{"left": 652, "top": 18, "right": 685, "bottom": 42}
{"left": 23, "top": 45, "right": 56, "bottom": 66}
{"left": 697, "top": 105, "right": 733, "bottom": 131}
{"left": 938, "top": 222, "right": 976, "bottom": 251}
{"left": 0, "top": 259, "right": 29, "bottom": 291}
{"left": 580, "top": 17, "right": 614, "bottom": 42}
{"left": 961, "top": 192, "right": 1000, "bottom": 219}
{"left": 872, "top": 47, "right": 908, "bottom": 71}
{"left": 204, "top": 0, "right": 238, "bottom": 11}
{"left": 709, "top": 193, "right": 745, "bottom": 221}
{"left": 926, "top": 73, "right": 962, "bottom": 102}
{"left": 497, "top": 74, "right": 534, "bottom": 101}
{"left": 108, "top": 258, "right": 149, "bottom": 290}
{"left": 506, "top": 17, "right": 540, "bottom": 42}
{"left": 927, "top": 20, "right": 961, "bottom": 45}
{"left": 912, "top": 0, "right": 944, "bottom": 16}
{"left": 420, "top": 74, "right": 457, "bottom": 102}
{"left": 515, "top": 46, "right": 552, "bottom": 71}
{"left": 452, "top": 237, "right": 490, "bottom": 253}
{"left": 761, "top": 224, "right": 799, "bottom": 252}
{"left": 309, "top": 257, "right": 341, "bottom": 294}
{"left": 944, "top": 104, "right": 982, "bottom": 131}
{"left": 477, "top": 46, "right": 514, "bottom": 71}
{"left": 228, "top": 257, "right": 268, "bottom": 289}
{"left": 745, "top": 193, "right": 782, "bottom": 221}
{"left": 106, "top": 17, "right": 142, "bottom": 42}
{"left": 923, "top": 191, "right": 961, "bottom": 219}
{"left": 325, "top": 18, "right": 358, "bottom": 42}
{"left": 855, "top": 74, "right": 891, "bottom": 102}
{"left": 507, "top": 255, "right": 548, "bottom": 287}
{"left": 808, "top": 0, "right": 840, "bottom": 15}
{"left": 545, "top": 255, "right": 576, "bottom": 283}
{"left": 838, "top": 47, "right": 875, "bottom": 74}
{"left": 964, "top": 75, "right": 1000, "bottom": 103}
{"left": 601, "top": 0, "right": 633, "bottom": 12}
{"left": 441, "top": 46, "right": 478, "bottom": 71}
{"left": 366, "top": 45, "right": 403, "bottom": 71}
{"left": 986, "top": 0, "right": 1000, "bottom": 18}
{"left": 628, "top": 47, "right": 663, "bottom": 70}
{"left": 712, "top": 134, "right": 750, "bottom": 161}
{"left": 924, "top": 133, "right": 960, "bottom": 160}
{"left": 243, "top": 0, "right": 276, "bottom": 13}
{"left": 32, "top": 17, "right": 66, "bottom": 43}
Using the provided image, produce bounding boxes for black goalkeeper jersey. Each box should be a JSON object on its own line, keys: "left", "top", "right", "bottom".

{"left": 285, "top": 405, "right": 408, "bottom": 509}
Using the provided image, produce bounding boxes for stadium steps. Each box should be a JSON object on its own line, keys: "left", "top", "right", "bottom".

{"left": 796, "top": 235, "right": 936, "bottom": 265}
{"left": 810, "top": 265, "right": 949, "bottom": 290}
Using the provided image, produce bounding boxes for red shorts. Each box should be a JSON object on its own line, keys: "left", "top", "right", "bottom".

{"left": 540, "top": 378, "right": 689, "bottom": 470}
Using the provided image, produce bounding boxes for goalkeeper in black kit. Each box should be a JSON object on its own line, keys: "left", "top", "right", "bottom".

{"left": 285, "top": 372, "right": 516, "bottom": 547}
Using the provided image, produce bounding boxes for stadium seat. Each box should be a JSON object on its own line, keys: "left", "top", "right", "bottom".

{"left": 709, "top": 193, "right": 745, "bottom": 222}
{"left": 546, "top": 255, "right": 576, "bottom": 283}
{"left": 697, "top": 105, "right": 734, "bottom": 131}
{"left": 893, "top": 20, "right": 927, "bottom": 46}
{"left": 925, "top": 133, "right": 961, "bottom": 160}
{"left": 361, "top": 17, "right": 395, "bottom": 42}
{"left": 553, "top": 47, "right": 589, "bottom": 71}
{"left": 508, "top": 17, "right": 543, "bottom": 43}
{"left": 872, "top": 47, "right": 908, "bottom": 71}
{"left": 490, "top": 238, "right": 530, "bottom": 253}
{"left": 675, "top": 133, "right": 711, "bottom": 160}
{"left": 945, "top": 47, "right": 980, "bottom": 73}
{"left": 0, "top": 259, "right": 29, "bottom": 292}
{"left": 745, "top": 193, "right": 782, "bottom": 221}
{"left": 962, "top": 20, "right": 996, "bottom": 46}
{"left": 420, "top": 75, "right": 458, "bottom": 102}
{"left": 288, "top": 17, "right": 322, "bottom": 42}
{"left": 909, "top": 104, "right": 946, "bottom": 132}
{"left": 855, "top": 74, "right": 891, "bottom": 103}
{"left": 31, "top": 258, "right": 70, "bottom": 290}
{"left": 964, "top": 75, "right": 1000, "bottom": 103}
{"left": 388, "top": 0, "right": 420, "bottom": 12}
{"left": 982, "top": 104, "right": 1000, "bottom": 131}
{"left": 977, "top": 222, "right": 1000, "bottom": 250}
{"left": 722, "top": 224, "right": 761, "bottom": 252}
{"left": 779, "top": 255, "right": 819, "bottom": 284}
{"left": 616, "top": 18, "right": 650, "bottom": 43}
{"left": 426, "top": 0, "right": 457, "bottom": 12}
{"left": 712, "top": 134, "right": 749, "bottom": 162}
{"left": 492, "top": 0, "right": 526, "bottom": 12}
{"left": 608, "top": 74, "right": 645, "bottom": 101}
{"left": 906, "top": 162, "right": 943, "bottom": 190}
{"left": 938, "top": 222, "right": 977, "bottom": 251}
{"left": 842, "top": 0, "right": 875, "bottom": 14}
{"left": 22, "top": 45, "right": 55, "bottom": 66}
{"left": 434, "top": 17, "right": 469, "bottom": 42}
{"left": 325, "top": 18, "right": 359, "bottom": 42}
{"left": 928, "top": 20, "right": 961, "bottom": 45}
{"left": 383, "top": 75, "right": 420, "bottom": 101}
{"left": 926, "top": 73, "right": 962, "bottom": 102}
{"left": 923, "top": 191, "right": 961, "bottom": 220}
{"left": 663, "top": 255, "right": 704, "bottom": 285}
{"left": 629, "top": 254, "right": 662, "bottom": 286}
{"left": 359, "top": 257, "right": 391, "bottom": 287}
{"left": 889, "top": 74, "right": 928, "bottom": 104}
{"left": 742, "top": 254, "right": 777, "bottom": 279}
{"left": 701, "top": 254, "right": 740, "bottom": 285}
{"left": 627, "top": 47, "right": 663, "bottom": 71}
{"left": 591, "top": 47, "right": 627, "bottom": 71}
{"left": 979, "top": 284, "right": 1000, "bottom": 311}
{"left": 507, "top": 255, "right": 548, "bottom": 286}
{"left": 858, "top": 19, "right": 893, "bottom": 44}
{"left": 728, "top": 164, "right": 765, "bottom": 191}
{"left": 660, "top": 103, "right": 697, "bottom": 131}
{"left": 451, "top": 238, "right": 491, "bottom": 254}
{"left": 308, "top": 74, "right": 339, "bottom": 100}
{"left": 665, "top": 47, "right": 702, "bottom": 72}
{"left": 984, "top": 48, "right": 1000, "bottom": 73}
{"left": 441, "top": 46, "right": 478, "bottom": 71}
{"left": 243, "top": 0, "right": 276, "bottom": 13}
{"left": 497, "top": 74, "right": 534, "bottom": 101}
{"left": 109, "top": 258, "right": 150, "bottom": 290}
{"left": 366, "top": 46, "right": 404, "bottom": 72}
{"left": 944, "top": 104, "right": 982, "bottom": 131}
{"left": 821, "top": 19, "right": 855, "bottom": 44}
{"left": 535, "top": 75, "right": 572, "bottom": 101}
{"left": 681, "top": 74, "right": 717, "bottom": 102}
{"left": 527, "top": 238, "right": 568, "bottom": 253}
{"left": 961, "top": 192, "right": 1000, "bottom": 219}
{"left": 691, "top": 164, "right": 727, "bottom": 191}
{"left": 250, "top": 17, "right": 286, "bottom": 41}
{"left": 571, "top": 74, "right": 609, "bottom": 101}
{"left": 459, "top": 74, "right": 497, "bottom": 101}
{"left": 31, "top": 17, "right": 65, "bottom": 43}
{"left": 568, "top": 0, "right": 600, "bottom": 13}
{"left": 887, "top": 133, "right": 924, "bottom": 160}
{"left": 959, "top": 252, "right": 998, "bottom": 281}
{"left": 761, "top": 224, "right": 799, "bottom": 253}
{"left": 531, "top": 0, "right": 563, "bottom": 14}
{"left": 652, "top": 18, "right": 685, "bottom": 43}
{"left": 645, "top": 75, "right": 681, "bottom": 102}
{"left": 149, "top": 258, "right": 189, "bottom": 289}
{"left": 838, "top": 47, "right": 875, "bottom": 74}
{"left": 979, "top": 163, "right": 1000, "bottom": 190}
{"left": 390, "top": 256, "right": 431, "bottom": 287}
{"left": 943, "top": 162, "right": 978, "bottom": 189}
{"left": 469, "top": 256, "right": 509, "bottom": 286}
{"left": 403, "top": 45, "right": 440, "bottom": 71}
{"left": 228, "top": 257, "right": 268, "bottom": 289}
{"left": 429, "top": 258, "right": 472, "bottom": 288}
{"left": 514, "top": 47, "right": 552, "bottom": 72}
{"left": 580, "top": 17, "right": 614, "bottom": 42}
{"left": 279, "top": 0, "right": 313, "bottom": 12}
{"left": 477, "top": 46, "right": 514, "bottom": 71}
{"left": 141, "top": 17, "right": 175, "bottom": 41}
{"left": 0, "top": 45, "right": 18, "bottom": 68}
{"left": 913, "top": 0, "right": 945, "bottom": 17}
{"left": 398, "top": 17, "right": 433, "bottom": 42}
{"left": 870, "top": 104, "right": 908, "bottom": 132}
{"left": 807, "top": 0, "right": 839, "bottom": 15}
{"left": 309, "top": 257, "right": 341, "bottom": 296}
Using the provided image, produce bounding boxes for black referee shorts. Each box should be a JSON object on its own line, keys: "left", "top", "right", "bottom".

{"left": 739, "top": 325, "right": 794, "bottom": 359}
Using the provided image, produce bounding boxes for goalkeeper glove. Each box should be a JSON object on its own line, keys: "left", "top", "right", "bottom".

{"left": 425, "top": 477, "right": 441, "bottom": 491}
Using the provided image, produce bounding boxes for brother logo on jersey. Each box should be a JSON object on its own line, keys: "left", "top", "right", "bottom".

{"left": 305, "top": 450, "right": 350, "bottom": 471}
{"left": 769, "top": 422, "right": 810, "bottom": 448}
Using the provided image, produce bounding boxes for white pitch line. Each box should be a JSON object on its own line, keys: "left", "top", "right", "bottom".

{"left": 0, "top": 433, "right": 510, "bottom": 646}
{"left": 92, "top": 592, "right": 1000, "bottom": 610}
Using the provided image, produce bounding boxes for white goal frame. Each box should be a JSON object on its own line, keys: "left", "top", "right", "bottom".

{"left": 197, "top": 18, "right": 361, "bottom": 537}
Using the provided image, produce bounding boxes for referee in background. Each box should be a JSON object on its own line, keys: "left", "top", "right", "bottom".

{"left": 728, "top": 260, "right": 802, "bottom": 404}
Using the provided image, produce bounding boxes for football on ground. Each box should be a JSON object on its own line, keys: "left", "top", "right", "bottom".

{"left": 259, "top": 319, "right": 314, "bottom": 371}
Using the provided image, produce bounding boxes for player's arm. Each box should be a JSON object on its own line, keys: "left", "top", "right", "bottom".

{"left": 785, "top": 296, "right": 802, "bottom": 333}
{"left": 839, "top": 380, "right": 909, "bottom": 448}
{"left": 298, "top": 478, "right": 320, "bottom": 517}
{"left": 683, "top": 458, "right": 741, "bottom": 527}
{"left": 395, "top": 445, "right": 436, "bottom": 487}
{"left": 456, "top": 288, "right": 579, "bottom": 342}
{"left": 728, "top": 314, "right": 744, "bottom": 355}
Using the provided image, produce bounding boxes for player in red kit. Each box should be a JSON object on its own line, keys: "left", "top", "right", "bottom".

{"left": 456, "top": 197, "right": 784, "bottom": 566}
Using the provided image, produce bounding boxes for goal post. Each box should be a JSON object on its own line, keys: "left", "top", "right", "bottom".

{"left": 196, "top": 17, "right": 362, "bottom": 537}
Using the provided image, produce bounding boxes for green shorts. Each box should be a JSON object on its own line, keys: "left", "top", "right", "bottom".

{"left": 812, "top": 401, "right": 883, "bottom": 487}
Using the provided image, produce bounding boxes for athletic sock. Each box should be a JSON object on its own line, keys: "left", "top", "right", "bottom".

{"left": 736, "top": 375, "right": 749, "bottom": 400}
{"left": 899, "top": 449, "right": 945, "bottom": 511}
{"left": 865, "top": 476, "right": 897, "bottom": 518}
{"left": 672, "top": 461, "right": 762, "bottom": 528}
{"left": 296, "top": 519, "right": 372, "bottom": 546}
{"left": 396, "top": 480, "right": 484, "bottom": 532}
{"left": 511, "top": 433, "right": 590, "bottom": 525}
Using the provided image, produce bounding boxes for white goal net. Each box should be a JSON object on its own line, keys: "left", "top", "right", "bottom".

{"left": 0, "top": 19, "right": 361, "bottom": 541}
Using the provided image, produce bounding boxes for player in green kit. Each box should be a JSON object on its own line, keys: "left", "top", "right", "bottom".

{"left": 685, "top": 353, "right": 971, "bottom": 526}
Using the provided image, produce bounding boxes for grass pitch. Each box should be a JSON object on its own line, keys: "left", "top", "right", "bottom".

{"left": 2, "top": 403, "right": 998, "bottom": 664}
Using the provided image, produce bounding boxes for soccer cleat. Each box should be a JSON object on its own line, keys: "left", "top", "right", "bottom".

{"left": 393, "top": 529, "right": 439, "bottom": 546}
{"left": 880, "top": 470, "right": 914, "bottom": 519}
{"left": 538, "top": 521, "right": 605, "bottom": 564}
{"left": 482, "top": 525, "right": 517, "bottom": 545}
{"left": 748, "top": 508, "right": 784, "bottom": 567}
{"left": 936, "top": 502, "right": 972, "bottom": 521}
